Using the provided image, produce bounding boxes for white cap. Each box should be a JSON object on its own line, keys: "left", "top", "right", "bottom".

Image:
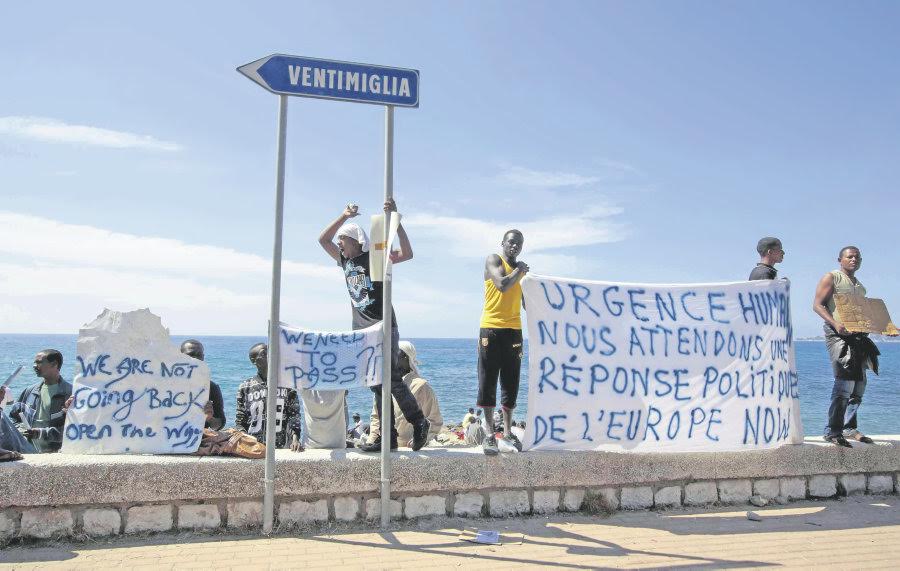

{"left": 397, "top": 340, "right": 420, "bottom": 377}
{"left": 336, "top": 223, "right": 369, "bottom": 253}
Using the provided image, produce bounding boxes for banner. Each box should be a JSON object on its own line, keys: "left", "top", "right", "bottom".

{"left": 62, "top": 309, "right": 208, "bottom": 454}
{"left": 522, "top": 275, "right": 803, "bottom": 452}
{"left": 278, "top": 321, "right": 383, "bottom": 390}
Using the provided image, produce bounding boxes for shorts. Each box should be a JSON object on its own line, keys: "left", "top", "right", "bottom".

{"left": 476, "top": 328, "right": 523, "bottom": 410}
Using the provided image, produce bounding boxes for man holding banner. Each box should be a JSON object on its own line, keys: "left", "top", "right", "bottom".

{"left": 477, "top": 230, "right": 529, "bottom": 455}
{"left": 317, "top": 200, "right": 430, "bottom": 452}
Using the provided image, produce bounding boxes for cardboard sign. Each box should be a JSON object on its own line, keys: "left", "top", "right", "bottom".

{"left": 834, "top": 294, "right": 899, "bottom": 336}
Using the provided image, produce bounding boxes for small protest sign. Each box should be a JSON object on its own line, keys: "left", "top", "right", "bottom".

{"left": 522, "top": 275, "right": 803, "bottom": 452}
{"left": 278, "top": 321, "right": 383, "bottom": 390}
{"left": 62, "top": 309, "right": 208, "bottom": 454}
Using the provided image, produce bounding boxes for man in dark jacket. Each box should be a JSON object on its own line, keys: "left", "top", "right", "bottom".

{"left": 8, "top": 349, "right": 72, "bottom": 453}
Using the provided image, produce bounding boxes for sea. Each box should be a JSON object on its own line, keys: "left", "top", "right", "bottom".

{"left": 2, "top": 334, "right": 898, "bottom": 436}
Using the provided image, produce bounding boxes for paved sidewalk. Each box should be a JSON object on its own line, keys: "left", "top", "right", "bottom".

{"left": 2, "top": 496, "right": 898, "bottom": 569}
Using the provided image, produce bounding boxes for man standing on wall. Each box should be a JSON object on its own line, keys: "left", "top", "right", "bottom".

{"left": 749, "top": 237, "right": 785, "bottom": 280}
{"left": 236, "top": 343, "right": 302, "bottom": 450}
{"left": 180, "top": 339, "right": 226, "bottom": 430}
{"left": 813, "top": 246, "right": 880, "bottom": 447}
{"left": 9, "top": 350, "right": 72, "bottom": 453}
{"left": 477, "top": 230, "right": 528, "bottom": 455}
{"left": 317, "top": 200, "right": 430, "bottom": 452}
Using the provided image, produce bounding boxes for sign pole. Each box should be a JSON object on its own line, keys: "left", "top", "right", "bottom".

{"left": 380, "top": 104, "right": 394, "bottom": 529}
{"left": 263, "top": 93, "right": 289, "bottom": 534}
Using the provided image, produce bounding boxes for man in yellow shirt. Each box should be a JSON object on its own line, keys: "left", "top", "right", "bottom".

{"left": 477, "top": 229, "right": 528, "bottom": 455}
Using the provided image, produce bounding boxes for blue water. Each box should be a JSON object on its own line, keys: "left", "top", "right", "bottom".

{"left": 2, "top": 334, "right": 898, "bottom": 435}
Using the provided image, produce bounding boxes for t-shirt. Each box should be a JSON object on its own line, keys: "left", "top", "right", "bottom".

{"left": 340, "top": 251, "right": 397, "bottom": 330}
{"left": 235, "top": 375, "right": 301, "bottom": 448}
{"left": 33, "top": 382, "right": 62, "bottom": 453}
{"left": 749, "top": 264, "right": 777, "bottom": 280}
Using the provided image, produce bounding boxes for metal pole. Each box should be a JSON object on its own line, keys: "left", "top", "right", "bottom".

{"left": 380, "top": 105, "right": 394, "bottom": 529}
{"left": 263, "top": 94, "right": 289, "bottom": 534}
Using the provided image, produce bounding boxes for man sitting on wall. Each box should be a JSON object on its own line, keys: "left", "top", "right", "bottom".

{"left": 236, "top": 343, "right": 302, "bottom": 450}
{"left": 179, "top": 339, "right": 226, "bottom": 430}
{"left": 8, "top": 349, "right": 72, "bottom": 453}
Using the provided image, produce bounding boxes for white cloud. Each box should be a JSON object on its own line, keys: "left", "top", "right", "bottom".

{"left": 498, "top": 165, "right": 599, "bottom": 188}
{"left": 0, "top": 116, "right": 182, "bottom": 152}
{"left": 404, "top": 206, "right": 626, "bottom": 258}
{"left": 0, "top": 211, "right": 336, "bottom": 279}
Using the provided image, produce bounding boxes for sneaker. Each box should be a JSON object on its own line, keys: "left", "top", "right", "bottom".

{"left": 824, "top": 435, "right": 852, "bottom": 448}
{"left": 358, "top": 436, "right": 398, "bottom": 452}
{"left": 844, "top": 429, "right": 875, "bottom": 444}
{"left": 502, "top": 433, "right": 523, "bottom": 452}
{"left": 411, "top": 418, "right": 430, "bottom": 451}
{"left": 482, "top": 434, "right": 499, "bottom": 456}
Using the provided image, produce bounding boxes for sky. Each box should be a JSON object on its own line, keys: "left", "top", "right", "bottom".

{"left": 1, "top": 1, "right": 898, "bottom": 338}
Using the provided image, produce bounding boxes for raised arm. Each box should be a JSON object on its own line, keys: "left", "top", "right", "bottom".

{"left": 813, "top": 273, "right": 848, "bottom": 335}
{"left": 485, "top": 254, "right": 528, "bottom": 293}
{"left": 318, "top": 205, "right": 359, "bottom": 263}
{"left": 385, "top": 199, "right": 413, "bottom": 264}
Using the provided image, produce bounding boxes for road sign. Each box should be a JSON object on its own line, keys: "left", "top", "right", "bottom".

{"left": 238, "top": 54, "right": 419, "bottom": 107}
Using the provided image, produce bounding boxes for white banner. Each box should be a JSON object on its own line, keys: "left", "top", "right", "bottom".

{"left": 278, "top": 321, "right": 383, "bottom": 390}
{"left": 522, "top": 275, "right": 803, "bottom": 452}
{"left": 62, "top": 309, "right": 208, "bottom": 454}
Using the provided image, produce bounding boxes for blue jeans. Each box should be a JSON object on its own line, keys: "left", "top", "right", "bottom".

{"left": 824, "top": 377, "right": 866, "bottom": 438}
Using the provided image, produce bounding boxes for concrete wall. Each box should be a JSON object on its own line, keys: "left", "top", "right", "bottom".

{"left": 1, "top": 437, "right": 898, "bottom": 542}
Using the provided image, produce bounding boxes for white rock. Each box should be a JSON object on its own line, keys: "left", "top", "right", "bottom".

{"left": 753, "top": 479, "right": 780, "bottom": 500}
{"left": 780, "top": 477, "right": 807, "bottom": 500}
{"left": 718, "top": 480, "right": 752, "bottom": 504}
{"left": 333, "top": 497, "right": 359, "bottom": 521}
{"left": 808, "top": 475, "right": 837, "bottom": 498}
{"left": 279, "top": 499, "right": 328, "bottom": 525}
{"left": 532, "top": 490, "right": 560, "bottom": 514}
{"left": 620, "top": 487, "right": 653, "bottom": 510}
{"left": 684, "top": 482, "right": 718, "bottom": 506}
{"left": 82, "top": 508, "right": 121, "bottom": 536}
{"left": 227, "top": 501, "right": 263, "bottom": 528}
{"left": 125, "top": 505, "right": 173, "bottom": 533}
{"left": 20, "top": 508, "right": 73, "bottom": 539}
{"left": 454, "top": 492, "right": 484, "bottom": 517}
{"left": 654, "top": 486, "right": 681, "bottom": 508}
{"left": 750, "top": 495, "right": 768, "bottom": 507}
{"left": 489, "top": 490, "right": 529, "bottom": 517}
{"left": 366, "top": 498, "right": 402, "bottom": 520}
{"left": 562, "top": 489, "right": 585, "bottom": 512}
{"left": 839, "top": 474, "right": 866, "bottom": 495}
{"left": 404, "top": 495, "right": 446, "bottom": 518}
{"left": 868, "top": 474, "right": 894, "bottom": 494}
{"left": 178, "top": 504, "right": 221, "bottom": 530}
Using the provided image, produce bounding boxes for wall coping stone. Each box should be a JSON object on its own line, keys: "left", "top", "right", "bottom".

{"left": 1, "top": 436, "right": 898, "bottom": 509}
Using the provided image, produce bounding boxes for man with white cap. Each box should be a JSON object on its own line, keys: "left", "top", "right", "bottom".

{"left": 365, "top": 340, "right": 443, "bottom": 448}
{"left": 318, "top": 200, "right": 430, "bottom": 452}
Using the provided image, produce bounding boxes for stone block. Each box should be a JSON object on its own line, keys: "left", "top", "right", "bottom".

{"left": 868, "top": 474, "right": 894, "bottom": 494}
{"left": 333, "top": 497, "right": 359, "bottom": 522}
{"left": 227, "top": 501, "right": 263, "bottom": 528}
{"left": 279, "top": 499, "right": 328, "bottom": 525}
{"left": 0, "top": 510, "right": 19, "bottom": 540}
{"left": 684, "top": 482, "right": 718, "bottom": 506}
{"left": 718, "top": 480, "right": 752, "bottom": 504}
{"left": 562, "top": 489, "right": 585, "bottom": 512}
{"left": 405, "top": 495, "right": 446, "bottom": 518}
{"left": 839, "top": 474, "right": 867, "bottom": 495}
{"left": 82, "top": 508, "right": 121, "bottom": 536}
{"left": 753, "top": 479, "right": 780, "bottom": 500}
{"left": 780, "top": 477, "right": 807, "bottom": 501}
{"left": 489, "top": 490, "right": 530, "bottom": 517}
{"left": 654, "top": 486, "right": 681, "bottom": 508}
{"left": 620, "top": 487, "right": 653, "bottom": 510}
{"left": 454, "top": 492, "right": 484, "bottom": 517}
{"left": 125, "top": 505, "right": 173, "bottom": 534}
{"left": 21, "top": 508, "right": 74, "bottom": 539}
{"left": 178, "top": 504, "right": 221, "bottom": 530}
{"left": 366, "top": 498, "right": 402, "bottom": 520}
{"left": 532, "top": 490, "right": 560, "bottom": 514}
{"left": 808, "top": 475, "right": 837, "bottom": 498}
{"left": 585, "top": 487, "right": 620, "bottom": 512}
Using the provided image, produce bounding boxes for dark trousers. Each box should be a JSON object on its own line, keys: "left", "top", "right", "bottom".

{"left": 824, "top": 376, "right": 866, "bottom": 438}
{"left": 370, "top": 325, "right": 424, "bottom": 440}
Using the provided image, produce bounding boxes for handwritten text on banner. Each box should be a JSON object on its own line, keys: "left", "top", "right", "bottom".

{"left": 522, "top": 276, "right": 803, "bottom": 452}
{"left": 278, "top": 321, "right": 383, "bottom": 391}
